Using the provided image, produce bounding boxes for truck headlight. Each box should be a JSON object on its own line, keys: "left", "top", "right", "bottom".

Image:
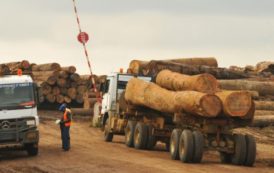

{"left": 26, "top": 120, "right": 36, "bottom": 126}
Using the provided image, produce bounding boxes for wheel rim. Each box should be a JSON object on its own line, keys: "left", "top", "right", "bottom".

{"left": 134, "top": 128, "right": 140, "bottom": 145}
{"left": 170, "top": 136, "right": 175, "bottom": 154}
{"left": 125, "top": 127, "right": 131, "bottom": 143}
{"left": 180, "top": 139, "right": 185, "bottom": 156}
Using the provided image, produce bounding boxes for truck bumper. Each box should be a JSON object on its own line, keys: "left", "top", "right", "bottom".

{"left": 0, "top": 129, "right": 39, "bottom": 146}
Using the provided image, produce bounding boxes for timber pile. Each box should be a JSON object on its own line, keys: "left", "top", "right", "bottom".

{"left": 126, "top": 57, "right": 274, "bottom": 127}
{"left": 0, "top": 60, "right": 106, "bottom": 116}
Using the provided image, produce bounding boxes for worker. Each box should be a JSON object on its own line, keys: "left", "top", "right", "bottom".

{"left": 58, "top": 103, "right": 72, "bottom": 151}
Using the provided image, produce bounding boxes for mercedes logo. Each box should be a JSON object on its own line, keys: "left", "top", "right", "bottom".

{"left": 1, "top": 120, "right": 10, "bottom": 129}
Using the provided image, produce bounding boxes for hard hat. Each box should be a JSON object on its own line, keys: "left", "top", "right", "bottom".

{"left": 58, "top": 103, "right": 67, "bottom": 111}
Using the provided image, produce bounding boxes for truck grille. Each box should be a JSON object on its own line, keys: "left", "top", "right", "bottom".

{"left": 0, "top": 118, "right": 34, "bottom": 132}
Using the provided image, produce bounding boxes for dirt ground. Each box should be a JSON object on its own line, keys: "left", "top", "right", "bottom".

{"left": 0, "top": 111, "right": 273, "bottom": 173}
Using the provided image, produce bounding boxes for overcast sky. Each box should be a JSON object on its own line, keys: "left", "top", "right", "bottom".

{"left": 0, "top": 0, "right": 273, "bottom": 75}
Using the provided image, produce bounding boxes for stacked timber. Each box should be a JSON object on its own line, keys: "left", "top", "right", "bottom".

{"left": 125, "top": 78, "right": 222, "bottom": 118}
{"left": 155, "top": 70, "right": 253, "bottom": 119}
{"left": 128, "top": 60, "right": 248, "bottom": 80}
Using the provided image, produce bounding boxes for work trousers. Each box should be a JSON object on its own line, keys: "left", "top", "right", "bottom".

{"left": 60, "top": 125, "right": 70, "bottom": 150}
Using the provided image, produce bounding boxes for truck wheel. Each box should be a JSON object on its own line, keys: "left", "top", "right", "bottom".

{"left": 244, "top": 135, "right": 256, "bottom": 167}
{"left": 25, "top": 143, "right": 38, "bottom": 156}
{"left": 146, "top": 125, "right": 156, "bottom": 150}
{"left": 134, "top": 122, "right": 148, "bottom": 149}
{"left": 192, "top": 131, "right": 204, "bottom": 163}
{"left": 179, "top": 129, "right": 194, "bottom": 163}
{"left": 219, "top": 152, "right": 232, "bottom": 164}
{"left": 104, "top": 119, "right": 113, "bottom": 142}
{"left": 170, "top": 129, "right": 182, "bottom": 160}
{"left": 231, "top": 134, "right": 247, "bottom": 165}
{"left": 125, "top": 121, "right": 136, "bottom": 147}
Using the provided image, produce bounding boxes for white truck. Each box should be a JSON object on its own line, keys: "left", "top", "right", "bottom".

{"left": 94, "top": 72, "right": 256, "bottom": 167}
{"left": 94, "top": 73, "right": 174, "bottom": 150}
{"left": 0, "top": 74, "right": 39, "bottom": 156}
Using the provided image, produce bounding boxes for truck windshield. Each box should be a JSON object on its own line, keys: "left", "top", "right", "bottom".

{"left": 0, "top": 83, "right": 35, "bottom": 110}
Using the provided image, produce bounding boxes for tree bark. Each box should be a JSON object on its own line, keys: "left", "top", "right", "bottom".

{"left": 129, "top": 57, "right": 218, "bottom": 74}
{"left": 215, "top": 91, "right": 252, "bottom": 117}
{"left": 125, "top": 78, "right": 222, "bottom": 117}
{"left": 156, "top": 69, "right": 219, "bottom": 94}
{"left": 255, "top": 110, "right": 274, "bottom": 116}
{"left": 255, "top": 101, "right": 274, "bottom": 111}
{"left": 252, "top": 115, "right": 274, "bottom": 127}
{"left": 219, "top": 80, "right": 274, "bottom": 96}
{"left": 31, "top": 63, "right": 61, "bottom": 71}
{"left": 52, "top": 86, "right": 61, "bottom": 96}
{"left": 64, "top": 96, "right": 72, "bottom": 104}
{"left": 62, "top": 66, "right": 76, "bottom": 74}
{"left": 139, "top": 60, "right": 247, "bottom": 80}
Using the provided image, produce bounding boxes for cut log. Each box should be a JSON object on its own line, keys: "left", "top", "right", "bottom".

{"left": 252, "top": 115, "right": 274, "bottom": 127}
{"left": 67, "top": 88, "right": 77, "bottom": 99}
{"left": 32, "top": 71, "right": 60, "bottom": 78}
{"left": 140, "top": 60, "right": 247, "bottom": 80}
{"left": 125, "top": 78, "right": 222, "bottom": 117}
{"left": 70, "top": 73, "right": 80, "bottom": 82}
{"left": 156, "top": 70, "right": 219, "bottom": 94}
{"left": 0, "top": 64, "right": 11, "bottom": 75}
{"left": 77, "top": 85, "right": 88, "bottom": 95}
{"left": 56, "top": 95, "right": 65, "bottom": 104}
{"left": 255, "top": 110, "right": 274, "bottom": 116}
{"left": 219, "top": 80, "right": 274, "bottom": 96}
{"left": 62, "top": 66, "right": 76, "bottom": 74}
{"left": 76, "top": 94, "right": 84, "bottom": 104}
{"left": 64, "top": 96, "right": 72, "bottom": 104}
{"left": 255, "top": 101, "right": 274, "bottom": 111}
{"left": 70, "top": 82, "right": 78, "bottom": 88}
{"left": 71, "top": 108, "right": 93, "bottom": 116}
{"left": 31, "top": 63, "right": 61, "bottom": 71}
{"left": 60, "top": 87, "right": 68, "bottom": 95}
{"left": 52, "top": 86, "right": 61, "bottom": 96}
{"left": 59, "top": 70, "right": 69, "bottom": 79}
{"left": 46, "top": 94, "right": 56, "bottom": 103}
{"left": 129, "top": 57, "right": 218, "bottom": 74}
{"left": 57, "top": 78, "right": 67, "bottom": 87}
{"left": 41, "top": 83, "right": 52, "bottom": 95}
{"left": 215, "top": 91, "right": 252, "bottom": 117}
{"left": 47, "top": 76, "right": 57, "bottom": 85}
{"left": 3, "top": 60, "right": 30, "bottom": 71}
{"left": 256, "top": 61, "right": 274, "bottom": 74}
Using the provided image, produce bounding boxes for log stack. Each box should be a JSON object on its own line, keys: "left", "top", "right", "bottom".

{"left": 0, "top": 61, "right": 106, "bottom": 116}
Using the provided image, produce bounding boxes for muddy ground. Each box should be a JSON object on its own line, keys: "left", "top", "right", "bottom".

{"left": 0, "top": 111, "right": 273, "bottom": 173}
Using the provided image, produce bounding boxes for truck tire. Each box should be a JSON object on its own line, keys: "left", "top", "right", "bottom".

{"left": 146, "top": 125, "right": 156, "bottom": 150}
{"left": 170, "top": 129, "right": 182, "bottom": 160}
{"left": 192, "top": 131, "right": 204, "bottom": 163}
{"left": 179, "top": 129, "right": 194, "bottom": 163}
{"left": 25, "top": 143, "right": 38, "bottom": 156}
{"left": 244, "top": 135, "right": 256, "bottom": 167}
{"left": 231, "top": 134, "right": 247, "bottom": 165}
{"left": 125, "top": 121, "right": 136, "bottom": 147}
{"left": 219, "top": 152, "right": 232, "bottom": 164}
{"left": 134, "top": 122, "right": 148, "bottom": 149}
{"left": 104, "top": 119, "right": 113, "bottom": 142}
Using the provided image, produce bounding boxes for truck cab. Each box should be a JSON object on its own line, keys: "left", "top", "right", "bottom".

{"left": 0, "top": 75, "right": 39, "bottom": 156}
{"left": 99, "top": 73, "right": 151, "bottom": 126}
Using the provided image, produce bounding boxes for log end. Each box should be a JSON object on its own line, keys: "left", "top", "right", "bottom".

{"left": 200, "top": 95, "right": 222, "bottom": 117}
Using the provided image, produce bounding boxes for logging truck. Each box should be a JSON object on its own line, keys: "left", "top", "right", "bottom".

{"left": 97, "top": 72, "right": 256, "bottom": 167}
{"left": 0, "top": 74, "right": 39, "bottom": 156}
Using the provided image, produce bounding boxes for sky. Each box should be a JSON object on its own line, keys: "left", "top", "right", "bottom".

{"left": 0, "top": 0, "right": 273, "bottom": 75}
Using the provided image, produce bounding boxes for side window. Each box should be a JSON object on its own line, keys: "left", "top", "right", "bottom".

{"left": 100, "top": 79, "right": 110, "bottom": 94}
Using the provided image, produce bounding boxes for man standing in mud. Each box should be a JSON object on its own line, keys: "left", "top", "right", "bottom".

{"left": 58, "top": 103, "right": 72, "bottom": 151}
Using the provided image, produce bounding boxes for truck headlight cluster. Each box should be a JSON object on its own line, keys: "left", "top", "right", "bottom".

{"left": 26, "top": 120, "right": 36, "bottom": 126}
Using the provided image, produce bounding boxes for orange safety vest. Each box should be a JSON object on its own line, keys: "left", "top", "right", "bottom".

{"left": 63, "top": 108, "right": 72, "bottom": 127}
